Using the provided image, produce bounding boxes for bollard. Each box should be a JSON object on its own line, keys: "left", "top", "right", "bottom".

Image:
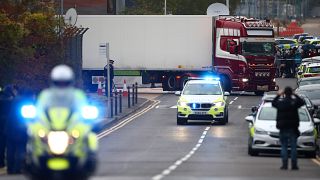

{"left": 110, "top": 97, "right": 114, "bottom": 118}
{"left": 135, "top": 82, "right": 138, "bottom": 104}
{"left": 115, "top": 90, "right": 118, "bottom": 116}
{"left": 128, "top": 86, "right": 131, "bottom": 108}
{"left": 132, "top": 84, "right": 135, "bottom": 106}
{"left": 119, "top": 90, "right": 122, "bottom": 113}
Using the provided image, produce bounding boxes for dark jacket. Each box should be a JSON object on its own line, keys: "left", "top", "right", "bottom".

{"left": 272, "top": 94, "right": 305, "bottom": 130}
{"left": 0, "top": 92, "right": 14, "bottom": 133}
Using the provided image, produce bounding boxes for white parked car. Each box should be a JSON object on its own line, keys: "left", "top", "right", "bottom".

{"left": 245, "top": 102, "right": 320, "bottom": 157}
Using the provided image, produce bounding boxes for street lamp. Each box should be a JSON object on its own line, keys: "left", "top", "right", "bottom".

{"left": 164, "top": 0, "right": 167, "bottom": 15}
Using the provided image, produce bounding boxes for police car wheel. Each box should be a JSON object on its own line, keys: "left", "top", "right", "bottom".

{"left": 254, "top": 91, "right": 264, "bottom": 96}
{"left": 305, "top": 151, "right": 316, "bottom": 158}
{"left": 248, "top": 138, "right": 259, "bottom": 156}
{"left": 177, "top": 117, "right": 187, "bottom": 125}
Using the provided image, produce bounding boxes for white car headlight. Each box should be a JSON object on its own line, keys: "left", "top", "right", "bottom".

{"left": 178, "top": 101, "right": 188, "bottom": 107}
{"left": 48, "top": 131, "right": 69, "bottom": 155}
{"left": 255, "top": 128, "right": 268, "bottom": 135}
{"left": 301, "top": 130, "right": 314, "bottom": 136}
{"left": 215, "top": 101, "right": 225, "bottom": 107}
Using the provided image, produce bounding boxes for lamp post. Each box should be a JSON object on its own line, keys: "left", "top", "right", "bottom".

{"left": 164, "top": 0, "right": 167, "bottom": 15}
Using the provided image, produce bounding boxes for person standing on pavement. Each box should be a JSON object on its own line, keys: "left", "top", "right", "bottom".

{"left": 272, "top": 87, "right": 305, "bottom": 170}
{"left": 0, "top": 85, "right": 17, "bottom": 169}
{"left": 5, "top": 86, "right": 33, "bottom": 174}
{"left": 104, "top": 59, "right": 115, "bottom": 97}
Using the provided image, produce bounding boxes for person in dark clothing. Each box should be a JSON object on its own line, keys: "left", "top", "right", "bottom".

{"left": 272, "top": 87, "right": 305, "bottom": 170}
{"left": 5, "top": 88, "right": 34, "bottom": 174}
{"left": 0, "top": 86, "right": 17, "bottom": 168}
{"left": 104, "top": 59, "right": 115, "bottom": 97}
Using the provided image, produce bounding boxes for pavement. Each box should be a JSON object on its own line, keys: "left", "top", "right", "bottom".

{"left": 1, "top": 78, "right": 320, "bottom": 180}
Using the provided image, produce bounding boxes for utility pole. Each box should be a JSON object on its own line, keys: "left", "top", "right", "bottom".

{"left": 164, "top": 0, "right": 167, "bottom": 15}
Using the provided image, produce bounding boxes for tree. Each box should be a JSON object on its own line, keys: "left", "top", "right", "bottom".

{"left": 0, "top": 0, "right": 70, "bottom": 91}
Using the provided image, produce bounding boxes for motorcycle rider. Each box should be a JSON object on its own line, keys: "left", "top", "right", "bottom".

{"left": 25, "top": 64, "right": 98, "bottom": 179}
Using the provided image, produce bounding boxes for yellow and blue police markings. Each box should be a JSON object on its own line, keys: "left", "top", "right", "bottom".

{"left": 176, "top": 77, "right": 228, "bottom": 125}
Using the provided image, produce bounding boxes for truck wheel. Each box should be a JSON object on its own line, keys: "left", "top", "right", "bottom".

{"left": 254, "top": 91, "right": 264, "bottom": 96}
{"left": 221, "top": 75, "right": 232, "bottom": 92}
{"left": 180, "top": 76, "right": 189, "bottom": 90}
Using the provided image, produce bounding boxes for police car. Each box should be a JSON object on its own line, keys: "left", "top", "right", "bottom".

{"left": 245, "top": 94, "right": 320, "bottom": 157}
{"left": 175, "top": 77, "right": 229, "bottom": 125}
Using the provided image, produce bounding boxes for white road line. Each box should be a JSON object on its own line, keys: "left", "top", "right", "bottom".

{"left": 229, "top": 101, "right": 234, "bottom": 104}
{"left": 312, "top": 159, "right": 320, "bottom": 166}
{"left": 155, "top": 105, "right": 159, "bottom": 109}
{"left": 152, "top": 126, "right": 211, "bottom": 180}
{"left": 238, "top": 105, "right": 242, "bottom": 109}
{"left": 233, "top": 97, "right": 238, "bottom": 100}
{"left": 97, "top": 100, "right": 160, "bottom": 139}
{"left": 170, "top": 105, "right": 177, "bottom": 109}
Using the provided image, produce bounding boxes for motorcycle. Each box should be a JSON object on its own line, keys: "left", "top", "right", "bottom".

{"left": 21, "top": 104, "right": 99, "bottom": 180}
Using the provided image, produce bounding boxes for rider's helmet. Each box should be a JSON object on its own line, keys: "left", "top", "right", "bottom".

{"left": 50, "top": 64, "right": 75, "bottom": 88}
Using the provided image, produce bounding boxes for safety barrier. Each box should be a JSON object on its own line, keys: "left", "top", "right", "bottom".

{"left": 107, "top": 82, "right": 138, "bottom": 118}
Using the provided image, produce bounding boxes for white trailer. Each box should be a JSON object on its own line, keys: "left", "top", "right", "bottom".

{"left": 76, "top": 15, "right": 215, "bottom": 91}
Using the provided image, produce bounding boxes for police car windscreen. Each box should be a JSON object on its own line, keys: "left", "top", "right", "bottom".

{"left": 183, "top": 84, "right": 222, "bottom": 95}
{"left": 258, "top": 107, "right": 310, "bottom": 122}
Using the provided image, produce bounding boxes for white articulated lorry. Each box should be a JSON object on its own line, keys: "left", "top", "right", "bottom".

{"left": 77, "top": 15, "right": 214, "bottom": 92}
{"left": 77, "top": 15, "right": 276, "bottom": 93}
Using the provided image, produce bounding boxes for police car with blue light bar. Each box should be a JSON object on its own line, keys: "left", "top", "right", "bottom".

{"left": 175, "top": 77, "right": 230, "bottom": 125}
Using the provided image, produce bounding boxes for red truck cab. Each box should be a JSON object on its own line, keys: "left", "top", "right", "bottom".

{"left": 213, "top": 16, "right": 277, "bottom": 95}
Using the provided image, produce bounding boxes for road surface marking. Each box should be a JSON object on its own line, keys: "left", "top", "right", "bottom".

{"left": 155, "top": 105, "right": 159, "bottom": 109}
{"left": 238, "top": 105, "right": 242, "bottom": 109}
{"left": 97, "top": 100, "right": 160, "bottom": 139}
{"left": 312, "top": 159, "right": 320, "bottom": 166}
{"left": 152, "top": 126, "right": 211, "bottom": 180}
{"left": 234, "top": 97, "right": 238, "bottom": 100}
{"left": 170, "top": 105, "right": 177, "bottom": 109}
{"left": 229, "top": 101, "right": 234, "bottom": 104}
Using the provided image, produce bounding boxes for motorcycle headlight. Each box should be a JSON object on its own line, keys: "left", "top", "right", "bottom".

{"left": 178, "top": 101, "right": 188, "bottom": 107}
{"left": 21, "top": 105, "right": 36, "bottom": 119}
{"left": 81, "top": 105, "right": 99, "bottom": 119}
{"left": 255, "top": 128, "right": 268, "bottom": 135}
{"left": 301, "top": 130, "right": 314, "bottom": 136}
{"left": 215, "top": 101, "right": 225, "bottom": 107}
{"left": 48, "top": 131, "right": 69, "bottom": 155}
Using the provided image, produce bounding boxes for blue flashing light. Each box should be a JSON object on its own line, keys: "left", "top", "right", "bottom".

{"left": 21, "top": 105, "right": 36, "bottom": 119}
{"left": 192, "top": 103, "right": 197, "bottom": 109}
{"left": 204, "top": 76, "right": 220, "bottom": 81}
{"left": 81, "top": 105, "right": 99, "bottom": 119}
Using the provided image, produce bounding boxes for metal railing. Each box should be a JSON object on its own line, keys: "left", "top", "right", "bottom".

{"left": 107, "top": 82, "right": 138, "bottom": 118}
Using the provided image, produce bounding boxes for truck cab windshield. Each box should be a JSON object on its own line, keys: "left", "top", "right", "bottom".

{"left": 242, "top": 42, "right": 274, "bottom": 56}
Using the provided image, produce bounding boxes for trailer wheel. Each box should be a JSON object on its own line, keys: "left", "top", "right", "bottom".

{"left": 165, "top": 75, "right": 177, "bottom": 91}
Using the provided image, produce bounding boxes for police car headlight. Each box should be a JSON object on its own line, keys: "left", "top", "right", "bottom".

{"left": 178, "top": 101, "right": 188, "bottom": 107}
{"left": 81, "top": 106, "right": 99, "bottom": 119}
{"left": 255, "top": 128, "right": 268, "bottom": 135}
{"left": 21, "top": 105, "right": 36, "bottom": 119}
{"left": 48, "top": 131, "right": 69, "bottom": 155}
{"left": 301, "top": 130, "right": 314, "bottom": 136}
{"left": 215, "top": 101, "right": 225, "bottom": 107}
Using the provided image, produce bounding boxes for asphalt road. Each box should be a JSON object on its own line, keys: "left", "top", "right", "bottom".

{"left": 1, "top": 78, "right": 320, "bottom": 180}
